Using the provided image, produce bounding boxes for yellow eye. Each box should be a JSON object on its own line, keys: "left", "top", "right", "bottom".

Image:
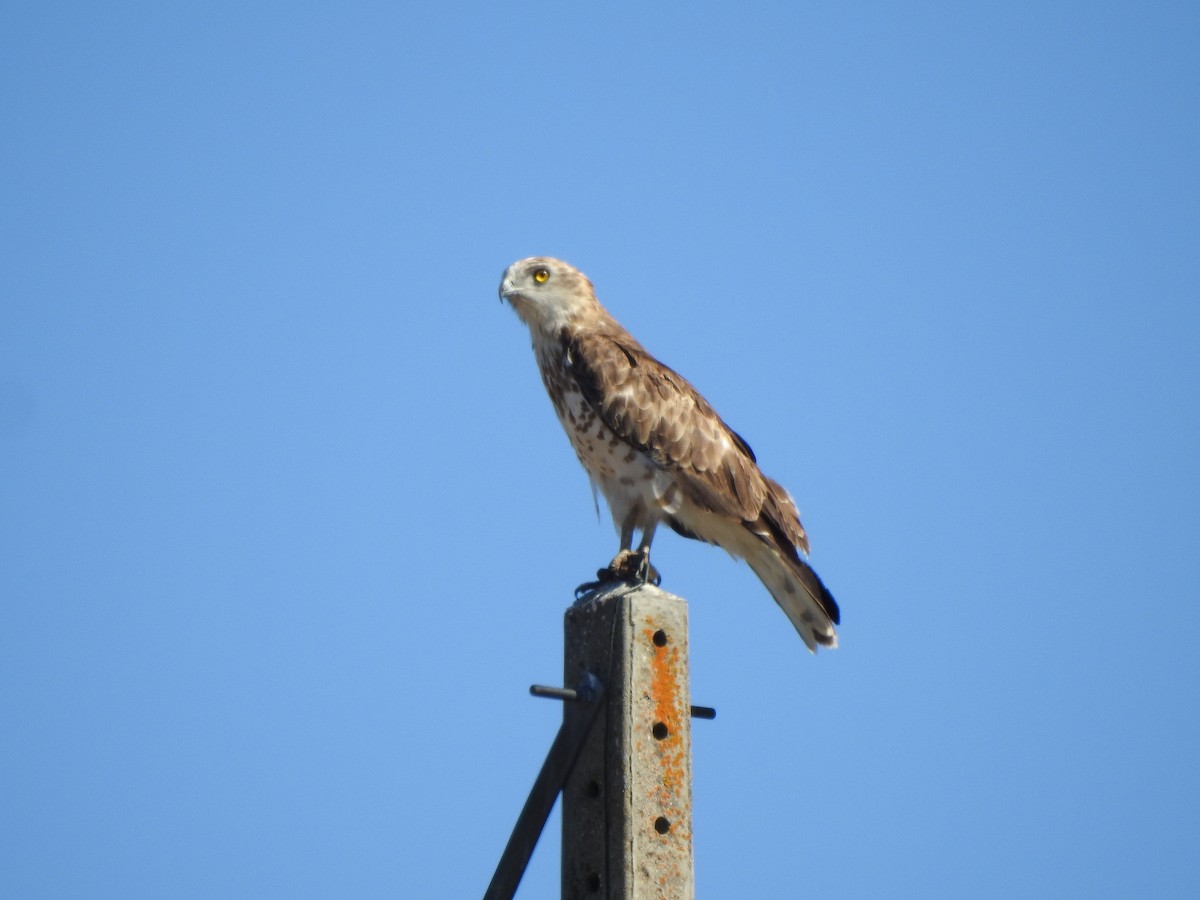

{"left": 533, "top": 267, "right": 550, "bottom": 284}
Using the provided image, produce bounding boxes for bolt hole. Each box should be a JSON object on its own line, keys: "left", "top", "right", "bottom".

{"left": 586, "top": 873, "right": 601, "bottom": 892}
{"left": 652, "top": 629, "right": 667, "bottom": 646}
{"left": 585, "top": 779, "right": 600, "bottom": 798}
{"left": 652, "top": 721, "right": 669, "bottom": 740}
{"left": 654, "top": 816, "right": 671, "bottom": 835}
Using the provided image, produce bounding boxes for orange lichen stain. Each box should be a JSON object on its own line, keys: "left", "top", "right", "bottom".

{"left": 644, "top": 622, "right": 688, "bottom": 802}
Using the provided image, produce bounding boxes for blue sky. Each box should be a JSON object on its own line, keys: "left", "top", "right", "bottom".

{"left": 2, "top": 2, "right": 1198, "bottom": 897}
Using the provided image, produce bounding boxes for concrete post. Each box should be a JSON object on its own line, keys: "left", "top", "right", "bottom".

{"left": 562, "top": 582, "right": 695, "bottom": 899}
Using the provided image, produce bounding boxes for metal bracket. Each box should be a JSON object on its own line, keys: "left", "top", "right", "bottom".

{"left": 531, "top": 685, "right": 715, "bottom": 720}
{"left": 484, "top": 673, "right": 606, "bottom": 900}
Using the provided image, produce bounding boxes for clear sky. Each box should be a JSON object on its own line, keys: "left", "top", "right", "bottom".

{"left": 2, "top": 2, "right": 1198, "bottom": 897}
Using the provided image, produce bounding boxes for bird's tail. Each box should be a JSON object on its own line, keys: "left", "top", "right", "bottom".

{"left": 742, "top": 539, "right": 840, "bottom": 653}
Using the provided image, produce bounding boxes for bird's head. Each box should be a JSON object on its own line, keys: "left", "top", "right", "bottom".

{"left": 499, "top": 257, "right": 599, "bottom": 335}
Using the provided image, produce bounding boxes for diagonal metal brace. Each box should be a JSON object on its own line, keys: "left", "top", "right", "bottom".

{"left": 484, "top": 672, "right": 606, "bottom": 900}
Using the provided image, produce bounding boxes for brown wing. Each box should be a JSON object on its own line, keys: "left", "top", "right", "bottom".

{"left": 564, "top": 328, "right": 774, "bottom": 526}
{"left": 564, "top": 326, "right": 830, "bottom": 626}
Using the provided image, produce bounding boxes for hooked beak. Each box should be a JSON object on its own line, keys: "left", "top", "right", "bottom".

{"left": 498, "top": 276, "right": 523, "bottom": 306}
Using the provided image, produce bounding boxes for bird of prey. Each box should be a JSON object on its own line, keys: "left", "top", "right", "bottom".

{"left": 499, "top": 257, "right": 840, "bottom": 651}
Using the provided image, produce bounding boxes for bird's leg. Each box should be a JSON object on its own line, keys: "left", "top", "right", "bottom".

{"left": 602, "top": 521, "right": 662, "bottom": 586}
{"left": 637, "top": 520, "right": 657, "bottom": 553}
{"left": 577, "top": 513, "right": 656, "bottom": 597}
{"left": 632, "top": 522, "right": 661, "bottom": 586}
{"left": 603, "top": 513, "right": 647, "bottom": 581}
{"left": 619, "top": 517, "right": 635, "bottom": 553}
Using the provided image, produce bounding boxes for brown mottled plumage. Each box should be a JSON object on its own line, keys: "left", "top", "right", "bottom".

{"left": 499, "top": 257, "right": 840, "bottom": 651}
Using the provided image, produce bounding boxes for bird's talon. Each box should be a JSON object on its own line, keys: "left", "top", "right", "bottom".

{"left": 638, "top": 555, "right": 662, "bottom": 586}
{"left": 574, "top": 578, "right": 601, "bottom": 599}
{"left": 574, "top": 564, "right": 624, "bottom": 598}
{"left": 603, "top": 549, "right": 661, "bottom": 586}
{"left": 575, "top": 550, "right": 661, "bottom": 597}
